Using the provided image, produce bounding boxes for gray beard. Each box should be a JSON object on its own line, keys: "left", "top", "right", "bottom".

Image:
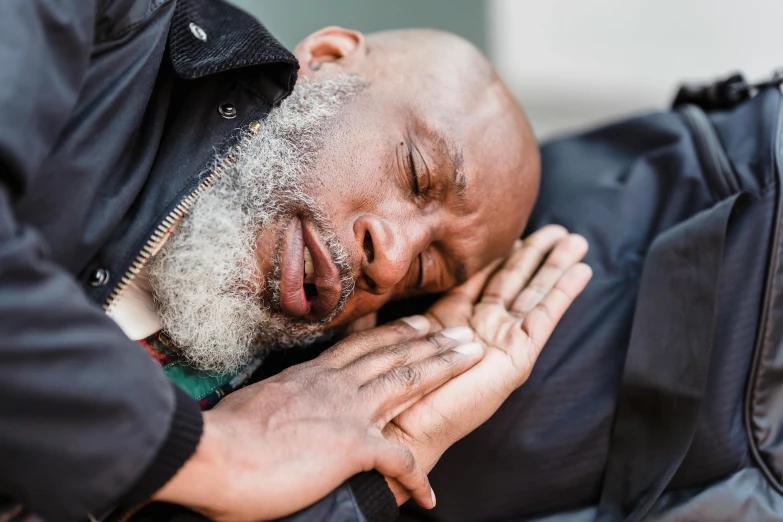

{"left": 147, "top": 76, "right": 364, "bottom": 374}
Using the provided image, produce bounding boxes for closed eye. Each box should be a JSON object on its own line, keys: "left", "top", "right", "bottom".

{"left": 408, "top": 146, "right": 420, "bottom": 195}
{"left": 416, "top": 253, "right": 424, "bottom": 289}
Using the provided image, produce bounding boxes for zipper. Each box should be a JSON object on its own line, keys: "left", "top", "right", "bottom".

{"left": 102, "top": 120, "right": 262, "bottom": 312}
{"left": 678, "top": 104, "right": 740, "bottom": 200}
{"left": 100, "top": 119, "right": 263, "bottom": 522}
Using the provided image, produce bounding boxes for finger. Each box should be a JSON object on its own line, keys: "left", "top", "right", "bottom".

{"left": 425, "top": 257, "right": 507, "bottom": 331}
{"left": 346, "top": 326, "right": 474, "bottom": 378}
{"left": 521, "top": 262, "right": 592, "bottom": 350}
{"left": 510, "top": 234, "right": 589, "bottom": 318}
{"left": 317, "top": 316, "right": 431, "bottom": 368}
{"left": 367, "top": 436, "right": 435, "bottom": 509}
{"left": 362, "top": 339, "right": 484, "bottom": 423}
{"left": 481, "top": 225, "right": 569, "bottom": 308}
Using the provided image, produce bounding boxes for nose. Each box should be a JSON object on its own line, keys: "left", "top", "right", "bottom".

{"left": 354, "top": 214, "right": 426, "bottom": 294}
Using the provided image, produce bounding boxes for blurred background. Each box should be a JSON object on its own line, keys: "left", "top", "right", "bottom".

{"left": 230, "top": 0, "right": 783, "bottom": 139}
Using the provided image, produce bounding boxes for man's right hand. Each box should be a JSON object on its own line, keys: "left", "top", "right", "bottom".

{"left": 151, "top": 317, "right": 484, "bottom": 521}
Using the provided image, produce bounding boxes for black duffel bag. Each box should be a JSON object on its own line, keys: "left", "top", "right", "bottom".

{"left": 403, "top": 73, "right": 783, "bottom": 522}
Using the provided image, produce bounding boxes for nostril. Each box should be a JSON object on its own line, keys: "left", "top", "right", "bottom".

{"left": 363, "top": 231, "right": 374, "bottom": 264}
{"left": 364, "top": 275, "right": 377, "bottom": 290}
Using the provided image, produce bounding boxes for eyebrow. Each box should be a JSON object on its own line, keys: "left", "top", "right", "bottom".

{"left": 428, "top": 129, "right": 469, "bottom": 286}
{"left": 445, "top": 136, "right": 468, "bottom": 205}
{"left": 423, "top": 126, "right": 468, "bottom": 206}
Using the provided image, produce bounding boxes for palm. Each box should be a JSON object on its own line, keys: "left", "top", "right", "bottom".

{"left": 386, "top": 226, "right": 592, "bottom": 472}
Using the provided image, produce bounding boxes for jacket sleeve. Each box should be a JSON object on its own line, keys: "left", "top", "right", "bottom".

{"left": 277, "top": 472, "right": 398, "bottom": 522}
{"left": 0, "top": 2, "right": 203, "bottom": 521}
{"left": 135, "top": 472, "right": 398, "bottom": 522}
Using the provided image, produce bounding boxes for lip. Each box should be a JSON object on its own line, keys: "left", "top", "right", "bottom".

{"left": 277, "top": 217, "right": 342, "bottom": 320}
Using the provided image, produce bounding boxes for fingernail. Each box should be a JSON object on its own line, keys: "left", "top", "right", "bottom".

{"left": 453, "top": 342, "right": 483, "bottom": 356}
{"left": 440, "top": 326, "right": 474, "bottom": 343}
{"left": 430, "top": 487, "right": 437, "bottom": 507}
{"left": 401, "top": 315, "right": 430, "bottom": 331}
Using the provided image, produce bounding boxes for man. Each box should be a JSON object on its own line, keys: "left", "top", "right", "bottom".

{"left": 0, "top": 1, "right": 591, "bottom": 521}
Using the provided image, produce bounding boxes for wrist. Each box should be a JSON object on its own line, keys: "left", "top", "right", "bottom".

{"left": 152, "top": 410, "right": 227, "bottom": 512}
{"left": 120, "top": 385, "right": 203, "bottom": 509}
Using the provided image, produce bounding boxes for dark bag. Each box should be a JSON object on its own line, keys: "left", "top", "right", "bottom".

{"left": 403, "top": 74, "right": 783, "bottom": 522}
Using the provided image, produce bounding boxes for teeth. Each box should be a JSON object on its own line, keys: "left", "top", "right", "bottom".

{"left": 304, "top": 247, "right": 315, "bottom": 284}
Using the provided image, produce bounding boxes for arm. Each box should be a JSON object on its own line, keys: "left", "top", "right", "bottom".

{"left": 134, "top": 474, "right": 395, "bottom": 522}
{"left": 0, "top": 3, "right": 203, "bottom": 520}
{"left": 148, "top": 319, "right": 481, "bottom": 521}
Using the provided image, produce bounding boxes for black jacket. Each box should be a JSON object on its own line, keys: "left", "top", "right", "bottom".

{"left": 0, "top": 1, "right": 393, "bottom": 521}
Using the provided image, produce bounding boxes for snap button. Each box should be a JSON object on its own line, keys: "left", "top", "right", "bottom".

{"left": 189, "top": 22, "right": 207, "bottom": 42}
{"left": 88, "top": 268, "right": 110, "bottom": 287}
{"left": 218, "top": 103, "right": 237, "bottom": 119}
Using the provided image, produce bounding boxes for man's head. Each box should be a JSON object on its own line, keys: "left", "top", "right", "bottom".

{"left": 149, "top": 28, "right": 539, "bottom": 373}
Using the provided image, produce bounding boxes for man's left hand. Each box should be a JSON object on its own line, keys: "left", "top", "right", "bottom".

{"left": 383, "top": 225, "right": 592, "bottom": 498}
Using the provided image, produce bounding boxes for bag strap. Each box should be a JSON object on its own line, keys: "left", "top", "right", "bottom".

{"left": 596, "top": 193, "right": 745, "bottom": 522}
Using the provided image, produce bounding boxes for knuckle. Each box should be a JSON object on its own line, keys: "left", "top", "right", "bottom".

{"left": 551, "top": 284, "right": 574, "bottom": 302}
{"left": 433, "top": 350, "right": 459, "bottom": 370}
{"left": 381, "top": 346, "right": 412, "bottom": 368}
{"left": 425, "top": 332, "right": 454, "bottom": 351}
{"left": 526, "top": 284, "right": 548, "bottom": 299}
{"left": 387, "top": 364, "right": 421, "bottom": 389}
{"left": 536, "top": 302, "right": 556, "bottom": 323}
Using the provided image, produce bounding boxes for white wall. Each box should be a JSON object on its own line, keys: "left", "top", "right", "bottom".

{"left": 487, "top": 0, "right": 783, "bottom": 139}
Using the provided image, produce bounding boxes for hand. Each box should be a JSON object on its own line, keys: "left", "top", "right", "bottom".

{"left": 152, "top": 318, "right": 484, "bottom": 521}
{"left": 384, "top": 225, "right": 592, "bottom": 490}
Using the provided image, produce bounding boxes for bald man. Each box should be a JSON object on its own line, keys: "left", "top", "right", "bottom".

{"left": 0, "top": 2, "right": 592, "bottom": 522}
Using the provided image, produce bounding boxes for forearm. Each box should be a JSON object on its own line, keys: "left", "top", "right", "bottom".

{"left": 0, "top": 228, "right": 197, "bottom": 520}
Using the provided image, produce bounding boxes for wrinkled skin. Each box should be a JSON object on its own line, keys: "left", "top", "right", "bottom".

{"left": 254, "top": 28, "right": 539, "bottom": 328}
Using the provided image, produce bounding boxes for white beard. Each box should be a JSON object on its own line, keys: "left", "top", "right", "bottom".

{"left": 147, "top": 76, "right": 364, "bottom": 374}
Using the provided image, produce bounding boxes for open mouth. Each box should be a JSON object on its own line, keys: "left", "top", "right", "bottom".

{"left": 278, "top": 217, "right": 343, "bottom": 320}
{"left": 303, "top": 246, "right": 318, "bottom": 299}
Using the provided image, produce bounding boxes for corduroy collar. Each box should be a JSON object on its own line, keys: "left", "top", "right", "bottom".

{"left": 168, "top": 0, "right": 299, "bottom": 104}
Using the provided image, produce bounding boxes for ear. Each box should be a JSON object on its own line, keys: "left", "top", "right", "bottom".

{"left": 293, "top": 26, "right": 367, "bottom": 78}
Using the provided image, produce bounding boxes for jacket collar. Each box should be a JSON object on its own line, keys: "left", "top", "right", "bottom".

{"left": 168, "top": 0, "right": 299, "bottom": 105}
